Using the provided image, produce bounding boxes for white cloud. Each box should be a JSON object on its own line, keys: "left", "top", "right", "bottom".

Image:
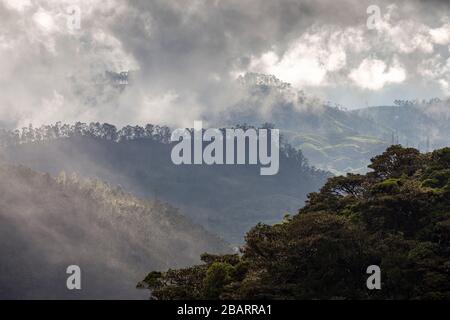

{"left": 33, "top": 8, "right": 57, "bottom": 32}
{"left": 251, "top": 49, "right": 328, "bottom": 87}
{"left": 0, "top": 0, "right": 449, "bottom": 128}
{"left": 246, "top": 27, "right": 365, "bottom": 87}
{"left": 2, "top": 0, "right": 31, "bottom": 12}
{"left": 418, "top": 56, "right": 450, "bottom": 96}
{"left": 349, "top": 59, "right": 406, "bottom": 90}
{"left": 430, "top": 23, "right": 450, "bottom": 45}
{"left": 244, "top": 3, "right": 448, "bottom": 101}
{"left": 439, "top": 79, "right": 449, "bottom": 95}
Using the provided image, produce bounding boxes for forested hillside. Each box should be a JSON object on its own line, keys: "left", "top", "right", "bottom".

{"left": 0, "top": 122, "right": 329, "bottom": 244}
{"left": 139, "top": 146, "right": 450, "bottom": 300}
{"left": 0, "top": 163, "right": 228, "bottom": 299}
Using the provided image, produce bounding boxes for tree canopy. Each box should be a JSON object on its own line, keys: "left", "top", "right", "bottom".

{"left": 139, "top": 146, "right": 450, "bottom": 299}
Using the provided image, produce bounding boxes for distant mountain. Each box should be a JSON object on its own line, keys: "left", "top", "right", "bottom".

{"left": 0, "top": 123, "right": 329, "bottom": 244}
{"left": 213, "top": 73, "right": 389, "bottom": 174}
{"left": 352, "top": 100, "right": 450, "bottom": 150}
{"left": 210, "top": 73, "right": 450, "bottom": 174}
{"left": 0, "top": 163, "right": 228, "bottom": 299}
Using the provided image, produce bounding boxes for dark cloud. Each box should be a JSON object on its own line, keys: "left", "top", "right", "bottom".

{"left": 0, "top": 0, "right": 448, "bottom": 128}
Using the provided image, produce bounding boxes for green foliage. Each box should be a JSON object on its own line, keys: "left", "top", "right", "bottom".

{"left": 368, "top": 145, "right": 424, "bottom": 179}
{"left": 371, "top": 178, "right": 402, "bottom": 194}
{"left": 203, "top": 262, "right": 235, "bottom": 299}
{"left": 140, "top": 146, "right": 450, "bottom": 300}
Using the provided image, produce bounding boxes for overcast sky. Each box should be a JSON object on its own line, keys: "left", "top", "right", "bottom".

{"left": 0, "top": 0, "right": 449, "bottom": 128}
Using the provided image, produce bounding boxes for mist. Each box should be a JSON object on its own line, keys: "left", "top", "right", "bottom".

{"left": 0, "top": 0, "right": 448, "bottom": 129}
{"left": 0, "top": 162, "right": 228, "bottom": 299}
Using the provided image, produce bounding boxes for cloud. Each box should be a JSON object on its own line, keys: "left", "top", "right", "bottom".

{"left": 32, "top": 7, "right": 57, "bottom": 32}
{"left": 243, "top": 2, "right": 448, "bottom": 100}
{"left": 349, "top": 58, "right": 406, "bottom": 90}
{"left": 0, "top": 0, "right": 139, "bottom": 128}
{"left": 418, "top": 55, "right": 450, "bottom": 95}
{"left": 2, "top": 0, "right": 31, "bottom": 12}
{"left": 430, "top": 23, "right": 450, "bottom": 45}
{"left": 246, "top": 27, "right": 359, "bottom": 87}
{"left": 0, "top": 0, "right": 449, "bottom": 129}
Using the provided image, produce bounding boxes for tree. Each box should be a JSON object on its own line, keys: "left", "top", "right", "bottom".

{"left": 139, "top": 146, "right": 450, "bottom": 300}
{"left": 101, "top": 123, "right": 118, "bottom": 141}
{"left": 368, "top": 145, "right": 425, "bottom": 179}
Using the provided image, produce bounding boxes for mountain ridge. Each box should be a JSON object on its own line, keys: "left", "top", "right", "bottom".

{"left": 0, "top": 162, "right": 228, "bottom": 299}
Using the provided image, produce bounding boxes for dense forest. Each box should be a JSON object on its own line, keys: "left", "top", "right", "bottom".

{"left": 1, "top": 122, "right": 329, "bottom": 244}
{"left": 139, "top": 146, "right": 450, "bottom": 299}
{"left": 0, "top": 122, "right": 172, "bottom": 146}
